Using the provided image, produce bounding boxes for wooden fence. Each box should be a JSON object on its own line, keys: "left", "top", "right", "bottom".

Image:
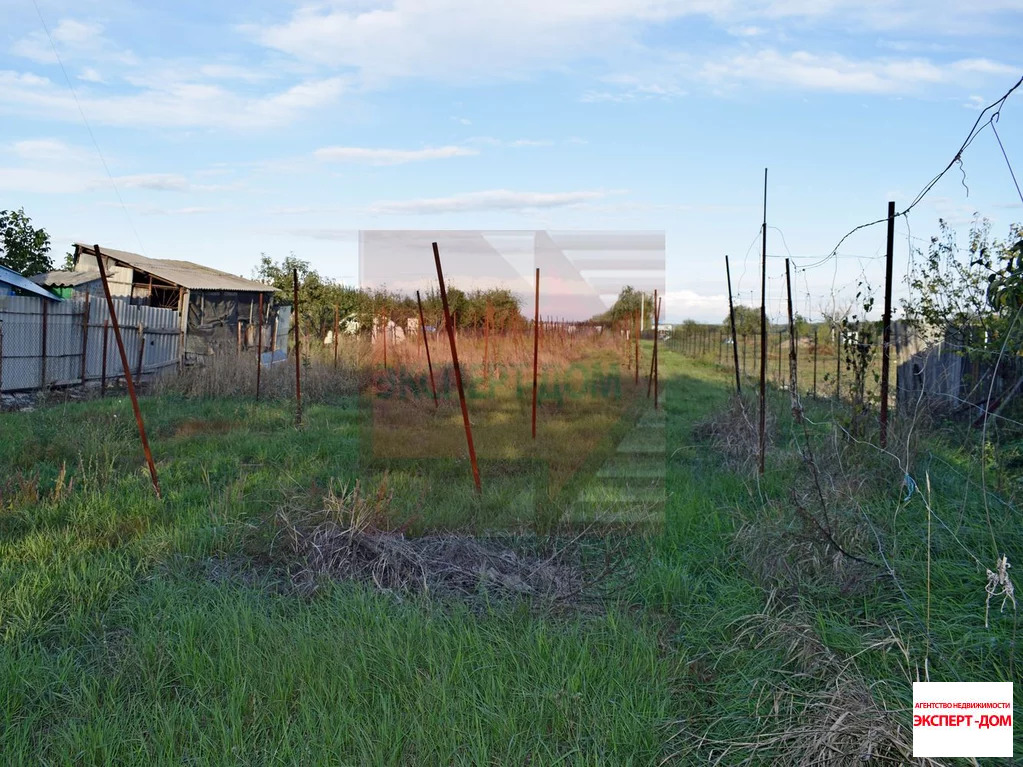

{"left": 0, "top": 295, "right": 181, "bottom": 393}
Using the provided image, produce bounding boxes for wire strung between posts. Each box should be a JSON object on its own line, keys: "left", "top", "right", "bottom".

{"left": 991, "top": 115, "right": 1023, "bottom": 206}
{"left": 796, "top": 75, "right": 1023, "bottom": 273}
{"left": 735, "top": 226, "right": 767, "bottom": 300}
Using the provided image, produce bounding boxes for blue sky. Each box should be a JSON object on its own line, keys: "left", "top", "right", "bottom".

{"left": 2, "top": 0, "right": 1022, "bottom": 322}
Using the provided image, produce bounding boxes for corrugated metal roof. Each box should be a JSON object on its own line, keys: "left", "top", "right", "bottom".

{"left": 30, "top": 269, "right": 102, "bottom": 287}
{"left": 76, "top": 244, "right": 275, "bottom": 293}
{"left": 0, "top": 264, "right": 63, "bottom": 300}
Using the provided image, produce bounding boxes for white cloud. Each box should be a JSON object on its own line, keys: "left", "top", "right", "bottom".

{"left": 10, "top": 19, "right": 137, "bottom": 67}
{"left": 52, "top": 19, "right": 104, "bottom": 45}
{"left": 244, "top": 1, "right": 718, "bottom": 84}
{"left": 95, "top": 202, "right": 234, "bottom": 216}
{"left": 729, "top": 25, "right": 765, "bottom": 37}
{"left": 77, "top": 67, "right": 105, "bottom": 83}
{"left": 245, "top": 1, "right": 1023, "bottom": 89}
{"left": 284, "top": 228, "right": 360, "bottom": 241}
{"left": 10, "top": 138, "right": 90, "bottom": 163}
{"left": 0, "top": 137, "right": 100, "bottom": 192}
{"left": 509, "top": 139, "right": 554, "bottom": 147}
{"left": 112, "top": 173, "right": 191, "bottom": 191}
{"left": 10, "top": 19, "right": 105, "bottom": 63}
{"left": 465, "top": 137, "right": 554, "bottom": 148}
{"left": 581, "top": 79, "right": 686, "bottom": 102}
{"left": 0, "top": 167, "right": 92, "bottom": 194}
{"left": 314, "top": 145, "right": 478, "bottom": 164}
{"left": 0, "top": 70, "right": 347, "bottom": 129}
{"left": 367, "top": 189, "right": 611, "bottom": 214}
{"left": 699, "top": 50, "right": 1019, "bottom": 94}
{"left": 663, "top": 289, "right": 727, "bottom": 322}
{"left": 580, "top": 69, "right": 692, "bottom": 103}
{"left": 0, "top": 138, "right": 242, "bottom": 196}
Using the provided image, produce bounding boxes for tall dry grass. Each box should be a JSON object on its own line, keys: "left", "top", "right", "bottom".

{"left": 154, "top": 326, "right": 639, "bottom": 403}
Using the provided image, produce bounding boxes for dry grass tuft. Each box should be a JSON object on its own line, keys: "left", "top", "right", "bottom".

{"left": 174, "top": 418, "right": 239, "bottom": 437}
{"left": 735, "top": 491, "right": 878, "bottom": 600}
{"left": 693, "top": 394, "right": 773, "bottom": 471}
{"left": 270, "top": 479, "right": 589, "bottom": 604}
{"left": 668, "top": 597, "right": 934, "bottom": 766}
{"left": 152, "top": 351, "right": 365, "bottom": 402}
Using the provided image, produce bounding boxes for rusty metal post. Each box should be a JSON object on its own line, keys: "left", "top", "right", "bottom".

{"left": 777, "top": 329, "right": 783, "bottom": 383}
{"left": 333, "top": 305, "right": 339, "bottom": 369}
{"left": 726, "top": 255, "right": 741, "bottom": 393}
{"left": 483, "top": 301, "right": 491, "bottom": 384}
{"left": 40, "top": 299, "right": 48, "bottom": 391}
{"left": 880, "top": 200, "right": 896, "bottom": 448}
{"left": 836, "top": 330, "right": 842, "bottom": 401}
{"left": 136, "top": 322, "right": 145, "bottom": 380}
{"left": 813, "top": 328, "right": 818, "bottom": 399}
{"left": 634, "top": 310, "right": 639, "bottom": 386}
{"left": 101, "top": 319, "right": 109, "bottom": 396}
{"left": 532, "top": 267, "right": 540, "bottom": 439}
{"left": 293, "top": 268, "right": 302, "bottom": 426}
{"left": 647, "top": 291, "right": 660, "bottom": 399}
{"left": 625, "top": 318, "right": 631, "bottom": 371}
{"left": 256, "top": 292, "right": 264, "bottom": 401}
{"left": 759, "top": 168, "right": 768, "bottom": 475}
{"left": 79, "top": 293, "right": 91, "bottom": 384}
{"left": 236, "top": 320, "right": 241, "bottom": 356}
{"left": 92, "top": 245, "right": 160, "bottom": 498}
{"left": 654, "top": 294, "right": 660, "bottom": 408}
{"left": 433, "top": 242, "right": 481, "bottom": 493}
{"left": 785, "top": 258, "right": 800, "bottom": 420}
{"left": 648, "top": 333, "right": 656, "bottom": 386}
{"left": 416, "top": 290, "right": 438, "bottom": 408}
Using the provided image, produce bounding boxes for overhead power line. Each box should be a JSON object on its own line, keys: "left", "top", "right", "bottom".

{"left": 30, "top": 0, "right": 147, "bottom": 257}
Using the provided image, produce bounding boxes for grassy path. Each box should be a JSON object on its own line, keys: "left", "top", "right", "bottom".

{"left": 571, "top": 386, "right": 666, "bottom": 528}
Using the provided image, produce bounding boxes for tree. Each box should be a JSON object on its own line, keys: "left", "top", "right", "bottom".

{"left": 903, "top": 217, "right": 1023, "bottom": 353}
{"left": 792, "top": 313, "right": 811, "bottom": 339}
{"left": 0, "top": 208, "right": 52, "bottom": 276}
{"left": 590, "top": 286, "right": 654, "bottom": 328}
{"left": 253, "top": 253, "right": 367, "bottom": 339}
{"left": 984, "top": 223, "right": 1023, "bottom": 319}
{"left": 723, "top": 304, "right": 762, "bottom": 337}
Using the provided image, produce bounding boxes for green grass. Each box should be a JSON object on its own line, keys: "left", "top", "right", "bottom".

{"left": 1, "top": 343, "right": 1020, "bottom": 764}
{"left": 651, "top": 344, "right": 1021, "bottom": 763}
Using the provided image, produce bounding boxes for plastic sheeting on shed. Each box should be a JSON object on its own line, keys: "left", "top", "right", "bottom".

{"left": 184, "top": 290, "right": 290, "bottom": 359}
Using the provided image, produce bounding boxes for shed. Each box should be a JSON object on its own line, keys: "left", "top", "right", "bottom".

{"left": 29, "top": 269, "right": 102, "bottom": 299}
{"left": 34, "top": 244, "right": 280, "bottom": 360}
{"left": 0, "top": 264, "right": 62, "bottom": 301}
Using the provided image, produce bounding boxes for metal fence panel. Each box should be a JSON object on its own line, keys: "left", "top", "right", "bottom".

{"left": 0, "top": 294, "right": 181, "bottom": 393}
